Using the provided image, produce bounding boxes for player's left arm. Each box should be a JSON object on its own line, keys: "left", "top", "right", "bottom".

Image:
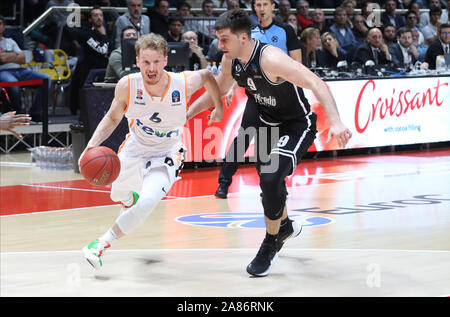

{"left": 261, "top": 46, "right": 352, "bottom": 148}
{"left": 184, "top": 69, "right": 224, "bottom": 125}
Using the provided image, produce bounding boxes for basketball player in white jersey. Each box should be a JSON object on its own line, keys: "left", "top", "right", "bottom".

{"left": 81, "top": 33, "right": 224, "bottom": 269}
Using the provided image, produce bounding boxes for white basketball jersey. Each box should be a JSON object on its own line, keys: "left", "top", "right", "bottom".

{"left": 120, "top": 71, "right": 188, "bottom": 157}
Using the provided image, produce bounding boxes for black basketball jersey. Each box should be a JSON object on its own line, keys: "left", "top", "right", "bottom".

{"left": 231, "top": 40, "right": 314, "bottom": 128}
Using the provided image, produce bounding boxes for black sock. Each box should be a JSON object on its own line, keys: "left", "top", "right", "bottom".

{"left": 265, "top": 232, "right": 278, "bottom": 243}
{"left": 280, "top": 217, "right": 290, "bottom": 227}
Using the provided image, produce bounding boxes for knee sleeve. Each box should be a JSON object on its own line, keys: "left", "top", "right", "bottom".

{"left": 116, "top": 193, "right": 162, "bottom": 234}
{"left": 259, "top": 155, "right": 291, "bottom": 221}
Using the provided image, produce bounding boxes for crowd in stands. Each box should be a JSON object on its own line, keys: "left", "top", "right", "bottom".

{"left": 0, "top": 0, "right": 450, "bottom": 121}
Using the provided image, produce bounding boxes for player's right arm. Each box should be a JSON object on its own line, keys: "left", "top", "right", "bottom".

{"left": 79, "top": 76, "right": 128, "bottom": 164}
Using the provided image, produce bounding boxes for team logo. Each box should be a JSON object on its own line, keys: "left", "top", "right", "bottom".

{"left": 175, "top": 212, "right": 333, "bottom": 229}
{"left": 136, "top": 88, "right": 143, "bottom": 100}
{"left": 172, "top": 90, "right": 180, "bottom": 103}
{"left": 271, "top": 36, "right": 278, "bottom": 43}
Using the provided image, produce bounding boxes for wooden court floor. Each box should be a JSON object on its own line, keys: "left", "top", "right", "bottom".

{"left": 1, "top": 148, "right": 449, "bottom": 297}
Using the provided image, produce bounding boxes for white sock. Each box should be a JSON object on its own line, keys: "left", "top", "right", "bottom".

{"left": 99, "top": 228, "right": 117, "bottom": 245}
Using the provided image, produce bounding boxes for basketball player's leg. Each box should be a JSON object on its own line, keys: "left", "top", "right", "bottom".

{"left": 83, "top": 151, "right": 184, "bottom": 269}
{"left": 247, "top": 126, "right": 316, "bottom": 276}
{"left": 113, "top": 166, "right": 172, "bottom": 235}
{"left": 216, "top": 99, "right": 259, "bottom": 198}
{"left": 110, "top": 155, "right": 145, "bottom": 208}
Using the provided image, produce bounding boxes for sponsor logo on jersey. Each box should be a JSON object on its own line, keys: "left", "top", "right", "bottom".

{"left": 136, "top": 119, "right": 180, "bottom": 137}
{"left": 254, "top": 93, "right": 277, "bottom": 107}
{"left": 175, "top": 212, "right": 333, "bottom": 229}
{"left": 136, "top": 88, "right": 143, "bottom": 100}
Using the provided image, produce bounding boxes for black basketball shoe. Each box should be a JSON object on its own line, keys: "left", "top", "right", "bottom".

{"left": 277, "top": 219, "right": 302, "bottom": 252}
{"left": 246, "top": 239, "right": 278, "bottom": 277}
{"left": 214, "top": 183, "right": 229, "bottom": 198}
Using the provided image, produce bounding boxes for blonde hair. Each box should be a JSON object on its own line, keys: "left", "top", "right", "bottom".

{"left": 299, "top": 27, "right": 320, "bottom": 44}
{"left": 299, "top": 27, "right": 320, "bottom": 67}
{"left": 135, "top": 33, "right": 169, "bottom": 57}
{"left": 321, "top": 31, "right": 339, "bottom": 48}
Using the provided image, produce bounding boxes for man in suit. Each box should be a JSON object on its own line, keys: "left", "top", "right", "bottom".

{"left": 389, "top": 27, "right": 419, "bottom": 69}
{"left": 421, "top": 23, "right": 450, "bottom": 69}
{"left": 381, "top": 0, "right": 405, "bottom": 28}
{"left": 353, "top": 27, "right": 393, "bottom": 66}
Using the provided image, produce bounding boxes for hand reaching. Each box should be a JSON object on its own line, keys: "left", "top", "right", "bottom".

{"left": 0, "top": 111, "right": 31, "bottom": 138}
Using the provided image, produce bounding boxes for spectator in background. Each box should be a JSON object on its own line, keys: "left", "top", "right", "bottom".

{"left": 352, "top": 14, "right": 369, "bottom": 44}
{"left": 104, "top": 26, "right": 138, "bottom": 83}
{"left": 412, "top": 28, "right": 428, "bottom": 61}
{"left": 383, "top": 23, "right": 397, "bottom": 46}
{"left": 405, "top": 10, "right": 425, "bottom": 43}
{"left": 277, "top": 0, "right": 292, "bottom": 23}
{"left": 389, "top": 27, "right": 419, "bottom": 68}
{"left": 288, "top": 13, "right": 303, "bottom": 37}
{"left": 353, "top": 27, "right": 393, "bottom": 66}
{"left": 198, "top": 0, "right": 217, "bottom": 42}
{"left": 381, "top": 0, "right": 406, "bottom": 28}
{"left": 70, "top": 6, "right": 111, "bottom": 115}
{"left": 98, "top": 0, "right": 121, "bottom": 39}
{"left": 361, "top": 1, "right": 379, "bottom": 29}
{"left": 43, "top": 0, "right": 79, "bottom": 55}
{"left": 299, "top": 27, "right": 321, "bottom": 68}
{"left": 421, "top": 0, "right": 448, "bottom": 27}
{"left": 329, "top": 7, "right": 359, "bottom": 58}
{"left": 317, "top": 31, "right": 348, "bottom": 67}
{"left": 148, "top": 0, "right": 170, "bottom": 36}
{"left": 422, "top": 6, "right": 443, "bottom": 44}
{"left": 114, "top": 0, "right": 150, "bottom": 49}
{"left": 311, "top": 8, "right": 331, "bottom": 34}
{"left": 342, "top": 0, "right": 357, "bottom": 28}
{"left": 296, "top": 1, "right": 314, "bottom": 29}
{"left": 408, "top": 1, "right": 422, "bottom": 22}
{"left": 177, "top": 1, "right": 201, "bottom": 34}
{"left": 182, "top": 31, "right": 208, "bottom": 70}
{"left": 163, "top": 15, "right": 185, "bottom": 42}
{"left": 421, "top": 23, "right": 450, "bottom": 69}
{"left": 227, "top": 0, "right": 241, "bottom": 10}
{"left": 0, "top": 15, "right": 52, "bottom": 122}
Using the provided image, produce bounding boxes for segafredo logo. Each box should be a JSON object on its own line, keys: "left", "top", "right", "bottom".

{"left": 175, "top": 212, "right": 333, "bottom": 229}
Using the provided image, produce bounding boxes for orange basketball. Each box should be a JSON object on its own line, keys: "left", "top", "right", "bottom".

{"left": 79, "top": 146, "right": 121, "bottom": 186}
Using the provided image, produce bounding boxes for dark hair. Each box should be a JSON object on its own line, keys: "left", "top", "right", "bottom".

{"left": 396, "top": 26, "right": 412, "bottom": 37}
{"left": 334, "top": 7, "right": 347, "bottom": 17}
{"left": 177, "top": 1, "right": 191, "bottom": 10}
{"left": 0, "top": 15, "right": 5, "bottom": 24}
{"left": 429, "top": 6, "right": 442, "bottom": 15}
{"left": 214, "top": 9, "right": 252, "bottom": 37}
{"left": 90, "top": 5, "right": 102, "bottom": 16}
{"left": 169, "top": 14, "right": 185, "bottom": 25}
{"left": 439, "top": 23, "right": 450, "bottom": 31}
{"left": 121, "top": 26, "right": 137, "bottom": 39}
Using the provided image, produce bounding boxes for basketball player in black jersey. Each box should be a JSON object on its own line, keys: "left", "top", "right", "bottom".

{"left": 188, "top": 9, "right": 352, "bottom": 277}
{"left": 214, "top": 0, "right": 303, "bottom": 199}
